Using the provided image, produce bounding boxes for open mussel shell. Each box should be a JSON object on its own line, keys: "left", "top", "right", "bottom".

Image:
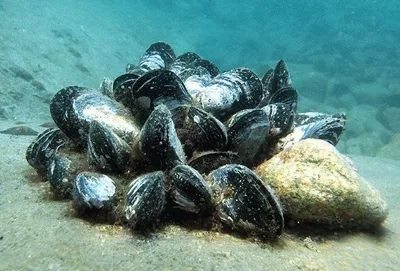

{"left": 139, "top": 104, "right": 186, "bottom": 170}
{"left": 168, "top": 165, "right": 212, "bottom": 214}
{"left": 112, "top": 73, "right": 140, "bottom": 108}
{"left": 47, "top": 154, "right": 75, "bottom": 198}
{"left": 72, "top": 172, "right": 118, "bottom": 212}
{"left": 124, "top": 171, "right": 166, "bottom": 229}
{"left": 131, "top": 69, "right": 192, "bottom": 124}
{"left": 88, "top": 120, "right": 132, "bottom": 172}
{"left": 184, "top": 68, "right": 263, "bottom": 121}
{"left": 26, "top": 128, "right": 68, "bottom": 173}
{"left": 188, "top": 151, "right": 242, "bottom": 175}
{"left": 208, "top": 164, "right": 284, "bottom": 238}
{"left": 173, "top": 105, "right": 227, "bottom": 157}
{"left": 227, "top": 109, "right": 270, "bottom": 166}
{"left": 262, "top": 103, "right": 295, "bottom": 138}
{"left": 138, "top": 42, "right": 176, "bottom": 73}
{"left": 50, "top": 86, "right": 140, "bottom": 145}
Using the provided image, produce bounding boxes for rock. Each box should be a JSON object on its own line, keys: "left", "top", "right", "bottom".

{"left": 344, "top": 138, "right": 364, "bottom": 156}
{"left": 346, "top": 105, "right": 392, "bottom": 142}
{"left": 379, "top": 106, "right": 400, "bottom": 133}
{"left": 376, "top": 134, "right": 400, "bottom": 161}
{"left": 295, "top": 71, "right": 329, "bottom": 102}
{"left": 351, "top": 82, "right": 391, "bottom": 106}
{"left": 255, "top": 139, "right": 388, "bottom": 229}
{"left": 345, "top": 133, "right": 384, "bottom": 157}
{"left": 326, "top": 78, "right": 351, "bottom": 99}
{"left": 336, "top": 93, "right": 357, "bottom": 109}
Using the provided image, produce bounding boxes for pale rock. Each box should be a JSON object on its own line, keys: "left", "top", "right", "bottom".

{"left": 377, "top": 134, "right": 400, "bottom": 161}
{"left": 256, "top": 139, "right": 388, "bottom": 229}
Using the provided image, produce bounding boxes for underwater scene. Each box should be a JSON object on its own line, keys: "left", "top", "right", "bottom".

{"left": 0, "top": 0, "right": 399, "bottom": 270}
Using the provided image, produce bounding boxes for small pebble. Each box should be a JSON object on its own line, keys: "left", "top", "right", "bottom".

{"left": 0, "top": 126, "right": 38, "bottom": 136}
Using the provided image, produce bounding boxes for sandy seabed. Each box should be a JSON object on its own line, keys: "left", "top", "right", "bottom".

{"left": 0, "top": 120, "right": 399, "bottom": 271}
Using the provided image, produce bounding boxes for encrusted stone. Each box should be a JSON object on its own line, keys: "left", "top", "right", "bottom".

{"left": 256, "top": 139, "right": 388, "bottom": 229}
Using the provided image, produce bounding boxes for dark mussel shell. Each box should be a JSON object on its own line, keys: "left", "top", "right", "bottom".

{"left": 258, "top": 60, "right": 292, "bottom": 107}
{"left": 124, "top": 171, "right": 166, "bottom": 229}
{"left": 168, "top": 165, "right": 212, "bottom": 214}
{"left": 194, "top": 58, "right": 219, "bottom": 78}
{"left": 173, "top": 105, "right": 227, "bottom": 157}
{"left": 227, "top": 109, "right": 270, "bottom": 166}
{"left": 131, "top": 69, "right": 192, "bottom": 124}
{"left": 261, "top": 68, "right": 274, "bottom": 91}
{"left": 169, "top": 52, "right": 201, "bottom": 78}
{"left": 50, "top": 86, "right": 140, "bottom": 145}
{"left": 208, "top": 164, "right": 284, "bottom": 238}
{"left": 283, "top": 115, "right": 346, "bottom": 148}
{"left": 174, "top": 52, "right": 201, "bottom": 64}
{"left": 258, "top": 68, "right": 274, "bottom": 107}
{"left": 169, "top": 52, "right": 219, "bottom": 82}
{"left": 72, "top": 172, "right": 118, "bottom": 212}
{"left": 272, "top": 60, "right": 292, "bottom": 94}
{"left": 138, "top": 42, "right": 176, "bottom": 73}
{"left": 295, "top": 112, "right": 346, "bottom": 126}
{"left": 26, "top": 128, "right": 68, "bottom": 173}
{"left": 184, "top": 68, "right": 263, "bottom": 121}
{"left": 139, "top": 104, "right": 186, "bottom": 170}
{"left": 188, "top": 151, "right": 242, "bottom": 175}
{"left": 112, "top": 73, "right": 140, "bottom": 108}
{"left": 262, "top": 103, "right": 295, "bottom": 138}
{"left": 268, "top": 86, "right": 298, "bottom": 111}
{"left": 87, "top": 120, "right": 132, "bottom": 172}
{"left": 47, "top": 154, "right": 75, "bottom": 198}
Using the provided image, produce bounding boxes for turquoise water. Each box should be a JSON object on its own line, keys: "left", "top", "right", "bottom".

{"left": 1, "top": 0, "right": 399, "bottom": 158}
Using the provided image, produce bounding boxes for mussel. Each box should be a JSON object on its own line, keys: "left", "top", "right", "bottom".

{"left": 168, "top": 165, "right": 212, "bottom": 214}
{"left": 281, "top": 113, "right": 346, "bottom": 149}
{"left": 208, "top": 164, "right": 284, "bottom": 238}
{"left": 169, "top": 52, "right": 219, "bottom": 81}
{"left": 50, "top": 86, "right": 140, "bottom": 145}
{"left": 184, "top": 68, "right": 263, "bottom": 121}
{"left": 130, "top": 69, "right": 192, "bottom": 124}
{"left": 188, "top": 151, "right": 242, "bottom": 175}
{"left": 47, "top": 154, "right": 75, "bottom": 198}
{"left": 139, "top": 104, "right": 186, "bottom": 170}
{"left": 173, "top": 105, "right": 228, "bottom": 157}
{"left": 26, "top": 128, "right": 68, "bottom": 173}
{"left": 227, "top": 109, "right": 270, "bottom": 166}
{"left": 72, "top": 172, "right": 118, "bottom": 212}
{"left": 124, "top": 171, "right": 166, "bottom": 229}
{"left": 138, "top": 42, "right": 176, "bottom": 72}
{"left": 87, "top": 120, "right": 133, "bottom": 172}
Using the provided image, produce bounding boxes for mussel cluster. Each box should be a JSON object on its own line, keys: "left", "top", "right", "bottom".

{"left": 26, "top": 42, "right": 346, "bottom": 240}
